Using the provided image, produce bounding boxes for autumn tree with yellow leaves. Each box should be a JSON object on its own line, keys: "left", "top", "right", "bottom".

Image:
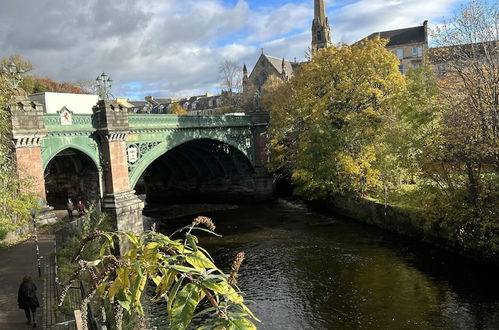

{"left": 264, "top": 38, "right": 405, "bottom": 198}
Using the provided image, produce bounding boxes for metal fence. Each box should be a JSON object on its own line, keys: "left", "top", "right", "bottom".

{"left": 53, "top": 233, "right": 101, "bottom": 330}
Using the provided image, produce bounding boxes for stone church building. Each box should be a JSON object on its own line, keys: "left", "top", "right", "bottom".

{"left": 243, "top": 0, "right": 429, "bottom": 93}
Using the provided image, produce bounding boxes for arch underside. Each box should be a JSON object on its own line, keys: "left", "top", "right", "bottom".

{"left": 41, "top": 135, "right": 100, "bottom": 170}
{"left": 132, "top": 137, "right": 257, "bottom": 203}
{"left": 127, "top": 128, "right": 255, "bottom": 190}
{"left": 43, "top": 147, "right": 100, "bottom": 208}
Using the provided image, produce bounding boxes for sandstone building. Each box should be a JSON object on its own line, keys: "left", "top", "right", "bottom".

{"left": 360, "top": 21, "right": 429, "bottom": 74}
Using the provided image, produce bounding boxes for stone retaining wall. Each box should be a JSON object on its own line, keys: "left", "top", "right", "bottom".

{"left": 315, "top": 195, "right": 498, "bottom": 264}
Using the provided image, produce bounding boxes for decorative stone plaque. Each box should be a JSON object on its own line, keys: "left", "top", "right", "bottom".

{"left": 127, "top": 146, "right": 138, "bottom": 163}
{"left": 60, "top": 108, "right": 73, "bottom": 125}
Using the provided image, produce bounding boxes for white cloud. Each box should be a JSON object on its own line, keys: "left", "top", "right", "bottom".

{"left": 0, "top": 0, "right": 466, "bottom": 99}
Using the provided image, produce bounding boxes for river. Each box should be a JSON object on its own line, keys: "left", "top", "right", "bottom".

{"left": 143, "top": 199, "right": 499, "bottom": 329}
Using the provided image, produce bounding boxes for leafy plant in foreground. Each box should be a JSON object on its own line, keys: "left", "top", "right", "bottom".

{"left": 59, "top": 216, "right": 259, "bottom": 330}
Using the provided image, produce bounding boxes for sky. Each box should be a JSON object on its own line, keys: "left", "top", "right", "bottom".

{"left": 0, "top": 0, "right": 468, "bottom": 100}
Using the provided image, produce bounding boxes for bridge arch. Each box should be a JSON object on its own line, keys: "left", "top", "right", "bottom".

{"left": 131, "top": 137, "right": 255, "bottom": 203}
{"left": 42, "top": 141, "right": 100, "bottom": 171}
{"left": 44, "top": 147, "right": 101, "bottom": 208}
{"left": 128, "top": 134, "right": 254, "bottom": 190}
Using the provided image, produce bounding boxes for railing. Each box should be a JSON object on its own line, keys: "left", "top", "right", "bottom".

{"left": 43, "top": 114, "right": 95, "bottom": 133}
{"left": 54, "top": 232, "right": 101, "bottom": 330}
{"left": 128, "top": 114, "right": 253, "bottom": 130}
{"left": 43, "top": 113, "right": 253, "bottom": 133}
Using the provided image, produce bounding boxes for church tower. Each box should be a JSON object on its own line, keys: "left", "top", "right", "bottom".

{"left": 311, "top": 0, "right": 332, "bottom": 52}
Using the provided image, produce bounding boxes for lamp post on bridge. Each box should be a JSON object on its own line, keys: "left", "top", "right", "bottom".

{"left": 96, "top": 72, "right": 114, "bottom": 100}
{"left": 1, "top": 60, "right": 27, "bottom": 92}
{"left": 30, "top": 209, "right": 42, "bottom": 278}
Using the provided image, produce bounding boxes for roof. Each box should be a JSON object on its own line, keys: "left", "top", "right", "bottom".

{"left": 264, "top": 55, "right": 296, "bottom": 77}
{"left": 428, "top": 40, "right": 498, "bottom": 62}
{"left": 363, "top": 24, "right": 427, "bottom": 47}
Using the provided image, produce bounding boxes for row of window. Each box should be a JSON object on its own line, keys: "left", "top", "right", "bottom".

{"left": 398, "top": 61, "right": 422, "bottom": 74}
{"left": 395, "top": 46, "right": 423, "bottom": 59}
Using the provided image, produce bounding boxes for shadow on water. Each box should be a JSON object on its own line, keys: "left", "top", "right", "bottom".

{"left": 144, "top": 199, "right": 499, "bottom": 330}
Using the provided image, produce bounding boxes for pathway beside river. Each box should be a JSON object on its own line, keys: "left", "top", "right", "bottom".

{"left": 0, "top": 232, "right": 55, "bottom": 329}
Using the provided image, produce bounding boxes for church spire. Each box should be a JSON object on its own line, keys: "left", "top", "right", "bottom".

{"left": 311, "top": 0, "right": 332, "bottom": 53}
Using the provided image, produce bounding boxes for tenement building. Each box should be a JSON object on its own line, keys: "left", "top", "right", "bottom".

{"left": 359, "top": 21, "right": 429, "bottom": 74}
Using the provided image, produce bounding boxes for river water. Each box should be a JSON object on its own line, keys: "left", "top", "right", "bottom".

{"left": 144, "top": 199, "right": 499, "bottom": 329}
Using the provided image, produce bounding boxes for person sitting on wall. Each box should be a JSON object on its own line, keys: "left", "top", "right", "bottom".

{"left": 76, "top": 200, "right": 86, "bottom": 216}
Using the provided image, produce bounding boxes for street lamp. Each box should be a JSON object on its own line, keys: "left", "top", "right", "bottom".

{"left": 0, "top": 60, "right": 27, "bottom": 91}
{"left": 96, "top": 72, "right": 114, "bottom": 100}
{"left": 30, "top": 209, "right": 42, "bottom": 278}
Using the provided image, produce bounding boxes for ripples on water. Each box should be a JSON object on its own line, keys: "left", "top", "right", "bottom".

{"left": 145, "top": 199, "right": 499, "bottom": 329}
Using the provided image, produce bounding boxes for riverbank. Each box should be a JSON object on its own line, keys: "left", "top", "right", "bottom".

{"left": 309, "top": 195, "right": 499, "bottom": 265}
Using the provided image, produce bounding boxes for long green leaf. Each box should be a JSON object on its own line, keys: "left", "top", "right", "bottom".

{"left": 170, "top": 283, "right": 202, "bottom": 330}
{"left": 185, "top": 251, "right": 217, "bottom": 270}
{"left": 227, "top": 318, "right": 257, "bottom": 330}
{"left": 167, "top": 277, "right": 184, "bottom": 314}
{"left": 186, "top": 234, "right": 198, "bottom": 252}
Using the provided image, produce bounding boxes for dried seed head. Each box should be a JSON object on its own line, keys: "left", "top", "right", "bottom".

{"left": 228, "top": 251, "right": 245, "bottom": 286}
{"left": 72, "top": 231, "right": 103, "bottom": 262}
{"left": 193, "top": 216, "right": 216, "bottom": 231}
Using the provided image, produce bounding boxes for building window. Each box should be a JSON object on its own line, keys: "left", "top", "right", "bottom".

{"left": 317, "top": 31, "right": 322, "bottom": 41}
{"left": 398, "top": 65, "right": 404, "bottom": 74}
{"left": 192, "top": 102, "right": 197, "bottom": 110}
{"left": 208, "top": 99, "right": 213, "bottom": 107}
{"left": 412, "top": 46, "right": 423, "bottom": 57}
{"left": 412, "top": 61, "right": 422, "bottom": 69}
{"left": 395, "top": 48, "right": 403, "bottom": 59}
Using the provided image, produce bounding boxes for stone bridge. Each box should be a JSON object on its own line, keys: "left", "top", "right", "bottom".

{"left": 10, "top": 96, "right": 272, "bottom": 236}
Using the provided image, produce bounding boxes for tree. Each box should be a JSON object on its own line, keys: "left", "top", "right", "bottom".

{"left": 59, "top": 217, "right": 259, "bottom": 330}
{"left": 0, "top": 59, "right": 37, "bottom": 239}
{"left": 430, "top": 0, "right": 498, "bottom": 203}
{"left": 218, "top": 60, "right": 242, "bottom": 93}
{"left": 169, "top": 102, "right": 188, "bottom": 115}
{"left": 75, "top": 79, "right": 99, "bottom": 94}
{"left": 265, "top": 38, "right": 405, "bottom": 198}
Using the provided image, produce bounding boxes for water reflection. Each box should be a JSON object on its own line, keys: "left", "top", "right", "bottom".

{"left": 145, "top": 200, "right": 499, "bottom": 329}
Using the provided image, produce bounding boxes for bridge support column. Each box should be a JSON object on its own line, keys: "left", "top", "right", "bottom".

{"left": 10, "top": 96, "right": 48, "bottom": 202}
{"left": 251, "top": 112, "right": 274, "bottom": 199}
{"left": 94, "top": 100, "right": 144, "bottom": 248}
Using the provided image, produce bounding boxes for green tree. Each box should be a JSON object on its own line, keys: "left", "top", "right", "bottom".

{"left": 265, "top": 38, "right": 405, "bottom": 198}
{"left": 0, "top": 59, "right": 37, "bottom": 239}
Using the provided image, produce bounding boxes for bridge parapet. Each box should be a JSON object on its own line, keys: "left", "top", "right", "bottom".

{"left": 43, "top": 113, "right": 95, "bottom": 133}
{"left": 128, "top": 114, "right": 253, "bottom": 131}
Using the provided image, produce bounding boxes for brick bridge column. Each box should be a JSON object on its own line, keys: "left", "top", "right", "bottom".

{"left": 93, "top": 100, "right": 144, "bottom": 241}
{"left": 10, "top": 96, "right": 47, "bottom": 202}
{"left": 251, "top": 111, "right": 274, "bottom": 199}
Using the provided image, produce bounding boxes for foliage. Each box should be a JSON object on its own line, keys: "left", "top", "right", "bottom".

{"left": 0, "top": 58, "right": 37, "bottom": 240}
{"left": 59, "top": 217, "right": 258, "bottom": 330}
{"left": 264, "top": 38, "right": 405, "bottom": 198}
{"left": 170, "top": 103, "right": 188, "bottom": 115}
